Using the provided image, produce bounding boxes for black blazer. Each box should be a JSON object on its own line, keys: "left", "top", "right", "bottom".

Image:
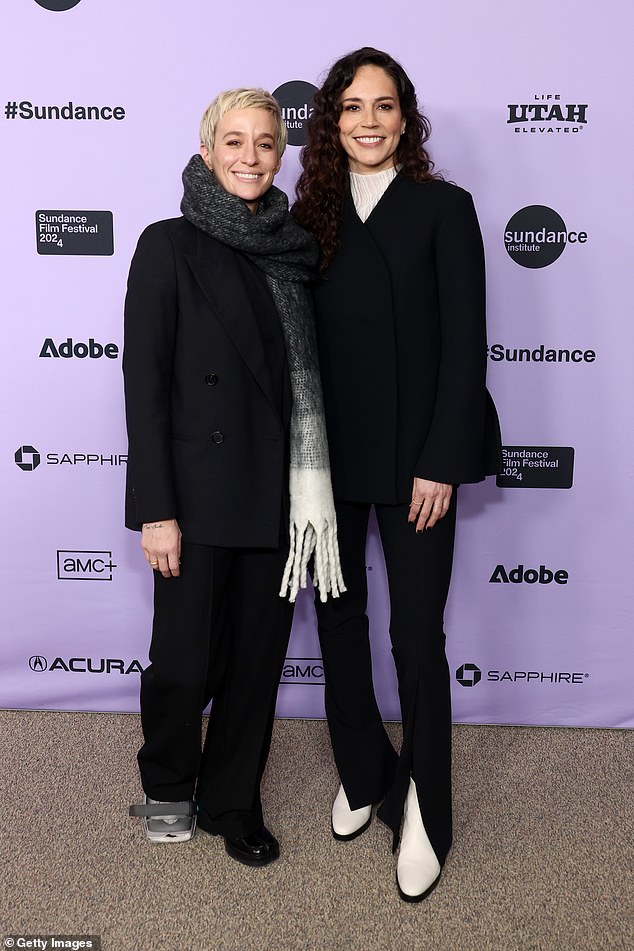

{"left": 314, "top": 175, "right": 501, "bottom": 504}
{"left": 123, "top": 217, "right": 288, "bottom": 548}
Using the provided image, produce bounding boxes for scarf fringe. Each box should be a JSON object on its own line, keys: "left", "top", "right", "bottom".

{"left": 279, "top": 468, "right": 346, "bottom": 603}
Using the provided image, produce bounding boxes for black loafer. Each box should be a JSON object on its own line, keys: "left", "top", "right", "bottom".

{"left": 224, "top": 826, "right": 280, "bottom": 867}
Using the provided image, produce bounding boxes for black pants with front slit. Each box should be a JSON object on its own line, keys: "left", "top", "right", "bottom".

{"left": 315, "top": 494, "right": 457, "bottom": 865}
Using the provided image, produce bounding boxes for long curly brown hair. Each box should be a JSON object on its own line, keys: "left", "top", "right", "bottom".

{"left": 293, "top": 47, "right": 441, "bottom": 270}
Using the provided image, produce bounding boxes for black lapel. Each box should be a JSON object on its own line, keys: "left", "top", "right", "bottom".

{"left": 361, "top": 172, "right": 405, "bottom": 247}
{"left": 184, "top": 229, "right": 278, "bottom": 415}
{"left": 340, "top": 189, "right": 393, "bottom": 281}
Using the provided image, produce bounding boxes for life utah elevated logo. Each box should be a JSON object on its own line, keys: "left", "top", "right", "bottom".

{"left": 507, "top": 94, "right": 587, "bottom": 134}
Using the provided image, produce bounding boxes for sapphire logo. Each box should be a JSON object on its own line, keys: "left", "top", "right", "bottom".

{"left": 29, "top": 655, "right": 48, "bottom": 671}
{"left": 488, "top": 670, "right": 587, "bottom": 684}
{"left": 456, "top": 661, "right": 587, "bottom": 686}
{"left": 14, "top": 448, "right": 126, "bottom": 469}
{"left": 272, "top": 82, "right": 317, "bottom": 146}
{"left": 456, "top": 663, "right": 481, "bottom": 687}
{"left": 15, "top": 446, "right": 41, "bottom": 471}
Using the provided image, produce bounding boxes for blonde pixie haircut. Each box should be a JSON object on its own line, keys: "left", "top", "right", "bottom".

{"left": 200, "top": 88, "right": 288, "bottom": 159}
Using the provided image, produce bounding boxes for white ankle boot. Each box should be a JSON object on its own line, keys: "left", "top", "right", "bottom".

{"left": 331, "top": 784, "right": 372, "bottom": 840}
{"left": 396, "top": 778, "right": 441, "bottom": 901}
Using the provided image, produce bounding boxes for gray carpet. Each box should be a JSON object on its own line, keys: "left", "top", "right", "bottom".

{"left": 0, "top": 711, "right": 632, "bottom": 951}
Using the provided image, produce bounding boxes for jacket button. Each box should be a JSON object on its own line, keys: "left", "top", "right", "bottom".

{"left": 211, "top": 431, "right": 224, "bottom": 444}
{"left": 205, "top": 373, "right": 218, "bottom": 386}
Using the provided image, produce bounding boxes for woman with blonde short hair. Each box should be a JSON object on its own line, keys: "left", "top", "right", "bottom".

{"left": 125, "top": 87, "right": 342, "bottom": 867}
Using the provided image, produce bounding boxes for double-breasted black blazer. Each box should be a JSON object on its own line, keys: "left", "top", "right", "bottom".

{"left": 314, "top": 174, "right": 501, "bottom": 504}
{"left": 123, "top": 217, "right": 289, "bottom": 548}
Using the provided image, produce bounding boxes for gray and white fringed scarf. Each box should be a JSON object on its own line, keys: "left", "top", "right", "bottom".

{"left": 181, "top": 153, "right": 344, "bottom": 602}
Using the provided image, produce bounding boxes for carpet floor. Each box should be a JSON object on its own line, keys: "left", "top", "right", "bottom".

{"left": 0, "top": 711, "right": 632, "bottom": 951}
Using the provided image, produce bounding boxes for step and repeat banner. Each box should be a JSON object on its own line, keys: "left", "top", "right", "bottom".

{"left": 1, "top": 1, "right": 632, "bottom": 727}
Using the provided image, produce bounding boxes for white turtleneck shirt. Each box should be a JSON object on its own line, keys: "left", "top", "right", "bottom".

{"left": 349, "top": 165, "right": 399, "bottom": 223}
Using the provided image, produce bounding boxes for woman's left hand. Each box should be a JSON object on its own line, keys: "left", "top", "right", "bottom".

{"left": 408, "top": 478, "right": 453, "bottom": 531}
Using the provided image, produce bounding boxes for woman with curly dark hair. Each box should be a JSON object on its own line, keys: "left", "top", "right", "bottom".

{"left": 293, "top": 48, "right": 501, "bottom": 901}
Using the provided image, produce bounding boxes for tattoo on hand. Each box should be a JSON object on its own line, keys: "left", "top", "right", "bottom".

{"left": 143, "top": 523, "right": 164, "bottom": 530}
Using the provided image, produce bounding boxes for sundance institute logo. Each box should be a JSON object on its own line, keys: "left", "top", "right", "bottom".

{"left": 34, "top": 0, "right": 82, "bottom": 9}
{"left": 504, "top": 205, "right": 587, "bottom": 268}
{"left": 273, "top": 81, "right": 317, "bottom": 146}
{"left": 35, "top": 0, "right": 80, "bottom": 13}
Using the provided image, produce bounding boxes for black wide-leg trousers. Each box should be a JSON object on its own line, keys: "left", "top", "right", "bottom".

{"left": 315, "top": 495, "right": 457, "bottom": 865}
{"left": 138, "top": 540, "right": 294, "bottom": 838}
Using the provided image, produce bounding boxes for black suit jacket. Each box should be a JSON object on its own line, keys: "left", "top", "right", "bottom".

{"left": 123, "top": 217, "right": 288, "bottom": 547}
{"left": 314, "top": 175, "right": 501, "bottom": 503}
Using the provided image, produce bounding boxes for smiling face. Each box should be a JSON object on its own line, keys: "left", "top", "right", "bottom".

{"left": 338, "top": 64, "right": 405, "bottom": 175}
{"left": 201, "top": 107, "right": 280, "bottom": 212}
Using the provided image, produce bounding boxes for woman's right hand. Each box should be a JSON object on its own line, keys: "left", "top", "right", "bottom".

{"left": 141, "top": 519, "right": 182, "bottom": 578}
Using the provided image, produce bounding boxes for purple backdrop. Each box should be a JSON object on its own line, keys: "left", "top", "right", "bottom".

{"left": 1, "top": 0, "right": 632, "bottom": 727}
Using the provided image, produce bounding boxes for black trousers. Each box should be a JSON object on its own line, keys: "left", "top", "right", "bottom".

{"left": 315, "top": 495, "right": 457, "bottom": 865}
{"left": 138, "top": 540, "right": 294, "bottom": 838}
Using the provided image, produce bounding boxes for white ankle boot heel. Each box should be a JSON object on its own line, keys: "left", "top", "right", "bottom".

{"left": 331, "top": 784, "right": 372, "bottom": 841}
{"left": 396, "top": 778, "right": 441, "bottom": 902}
